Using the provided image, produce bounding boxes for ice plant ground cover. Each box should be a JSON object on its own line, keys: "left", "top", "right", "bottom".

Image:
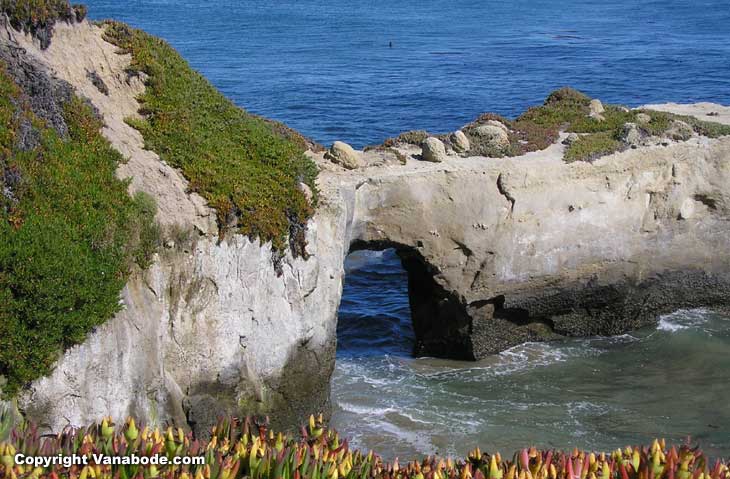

{"left": 0, "top": 415, "right": 728, "bottom": 479}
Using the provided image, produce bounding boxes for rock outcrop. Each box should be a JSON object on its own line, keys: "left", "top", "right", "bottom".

{"left": 4, "top": 14, "right": 730, "bottom": 434}
{"left": 1, "top": 19, "right": 346, "bottom": 435}
{"left": 317, "top": 106, "right": 730, "bottom": 359}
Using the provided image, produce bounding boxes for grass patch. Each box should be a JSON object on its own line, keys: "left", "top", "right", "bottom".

{"left": 463, "top": 88, "right": 730, "bottom": 163}
{"left": 381, "top": 129, "right": 431, "bottom": 148}
{"left": 564, "top": 132, "right": 624, "bottom": 163}
{"left": 634, "top": 109, "right": 730, "bottom": 138}
{"left": 0, "top": 62, "right": 157, "bottom": 396}
{"left": 101, "top": 21, "right": 318, "bottom": 254}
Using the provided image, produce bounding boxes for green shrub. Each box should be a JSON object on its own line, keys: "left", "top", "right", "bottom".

{"left": 1, "top": 415, "right": 728, "bottom": 479}
{"left": 382, "top": 130, "right": 431, "bottom": 147}
{"left": 101, "top": 21, "right": 318, "bottom": 254}
{"left": 0, "top": 64, "right": 157, "bottom": 395}
{"left": 517, "top": 87, "right": 591, "bottom": 129}
{"left": 459, "top": 89, "right": 730, "bottom": 163}
{"left": 565, "top": 131, "right": 624, "bottom": 163}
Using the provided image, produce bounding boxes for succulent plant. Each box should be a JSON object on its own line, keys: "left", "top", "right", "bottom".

{"left": 0, "top": 416, "right": 728, "bottom": 479}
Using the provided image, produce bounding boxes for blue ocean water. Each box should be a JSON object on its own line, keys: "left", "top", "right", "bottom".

{"left": 85, "top": 0, "right": 730, "bottom": 148}
{"left": 83, "top": 0, "right": 730, "bottom": 459}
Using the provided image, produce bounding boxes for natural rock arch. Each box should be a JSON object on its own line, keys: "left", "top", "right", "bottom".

{"left": 326, "top": 135, "right": 730, "bottom": 360}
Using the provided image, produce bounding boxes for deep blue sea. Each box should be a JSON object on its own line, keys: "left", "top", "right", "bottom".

{"left": 85, "top": 0, "right": 730, "bottom": 460}
{"left": 86, "top": 0, "right": 730, "bottom": 148}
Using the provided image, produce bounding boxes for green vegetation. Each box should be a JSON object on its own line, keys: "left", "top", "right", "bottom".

{"left": 0, "top": 0, "right": 87, "bottom": 48}
{"left": 449, "top": 88, "right": 730, "bottom": 163}
{"left": 2, "top": 414, "right": 729, "bottom": 479}
{"left": 101, "top": 21, "right": 318, "bottom": 253}
{"left": 564, "top": 132, "right": 623, "bottom": 163}
{"left": 382, "top": 130, "right": 431, "bottom": 148}
{"left": 0, "top": 64, "right": 158, "bottom": 395}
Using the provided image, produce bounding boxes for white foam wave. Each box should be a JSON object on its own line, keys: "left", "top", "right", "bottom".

{"left": 657, "top": 308, "right": 712, "bottom": 333}
{"left": 657, "top": 317, "right": 689, "bottom": 332}
{"left": 337, "top": 402, "right": 398, "bottom": 416}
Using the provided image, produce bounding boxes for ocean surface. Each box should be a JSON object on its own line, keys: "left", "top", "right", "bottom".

{"left": 85, "top": 0, "right": 730, "bottom": 148}
{"left": 336, "top": 251, "right": 730, "bottom": 460}
{"left": 84, "top": 0, "right": 730, "bottom": 459}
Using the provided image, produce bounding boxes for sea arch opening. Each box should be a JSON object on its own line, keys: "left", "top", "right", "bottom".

{"left": 336, "top": 241, "right": 476, "bottom": 361}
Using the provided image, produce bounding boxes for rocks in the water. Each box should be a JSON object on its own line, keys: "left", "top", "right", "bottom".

{"left": 636, "top": 112, "right": 652, "bottom": 125}
{"left": 325, "top": 141, "right": 362, "bottom": 169}
{"left": 589, "top": 99, "right": 605, "bottom": 121}
{"left": 473, "top": 124, "right": 510, "bottom": 149}
{"left": 666, "top": 120, "right": 694, "bottom": 141}
{"left": 621, "top": 122, "right": 644, "bottom": 147}
{"left": 562, "top": 132, "right": 580, "bottom": 145}
{"left": 421, "top": 137, "right": 448, "bottom": 162}
{"left": 450, "top": 130, "right": 470, "bottom": 153}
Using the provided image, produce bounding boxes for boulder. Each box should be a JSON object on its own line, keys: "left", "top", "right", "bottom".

{"left": 421, "top": 137, "right": 448, "bottom": 162}
{"left": 621, "top": 122, "right": 643, "bottom": 147}
{"left": 666, "top": 120, "right": 694, "bottom": 141}
{"left": 589, "top": 99, "right": 605, "bottom": 121}
{"left": 485, "top": 120, "right": 510, "bottom": 134}
{"left": 474, "top": 124, "right": 510, "bottom": 149}
{"left": 298, "top": 182, "right": 314, "bottom": 204}
{"left": 636, "top": 112, "right": 652, "bottom": 125}
{"left": 562, "top": 133, "right": 580, "bottom": 145}
{"left": 450, "top": 130, "right": 470, "bottom": 153}
{"left": 679, "top": 197, "right": 696, "bottom": 220}
{"left": 325, "top": 141, "right": 362, "bottom": 169}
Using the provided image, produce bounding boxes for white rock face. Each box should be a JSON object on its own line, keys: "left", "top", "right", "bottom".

{"left": 319, "top": 131, "right": 730, "bottom": 359}
{"left": 19, "top": 211, "right": 348, "bottom": 434}
{"left": 421, "top": 137, "right": 447, "bottom": 162}
{"left": 325, "top": 141, "right": 362, "bottom": 169}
